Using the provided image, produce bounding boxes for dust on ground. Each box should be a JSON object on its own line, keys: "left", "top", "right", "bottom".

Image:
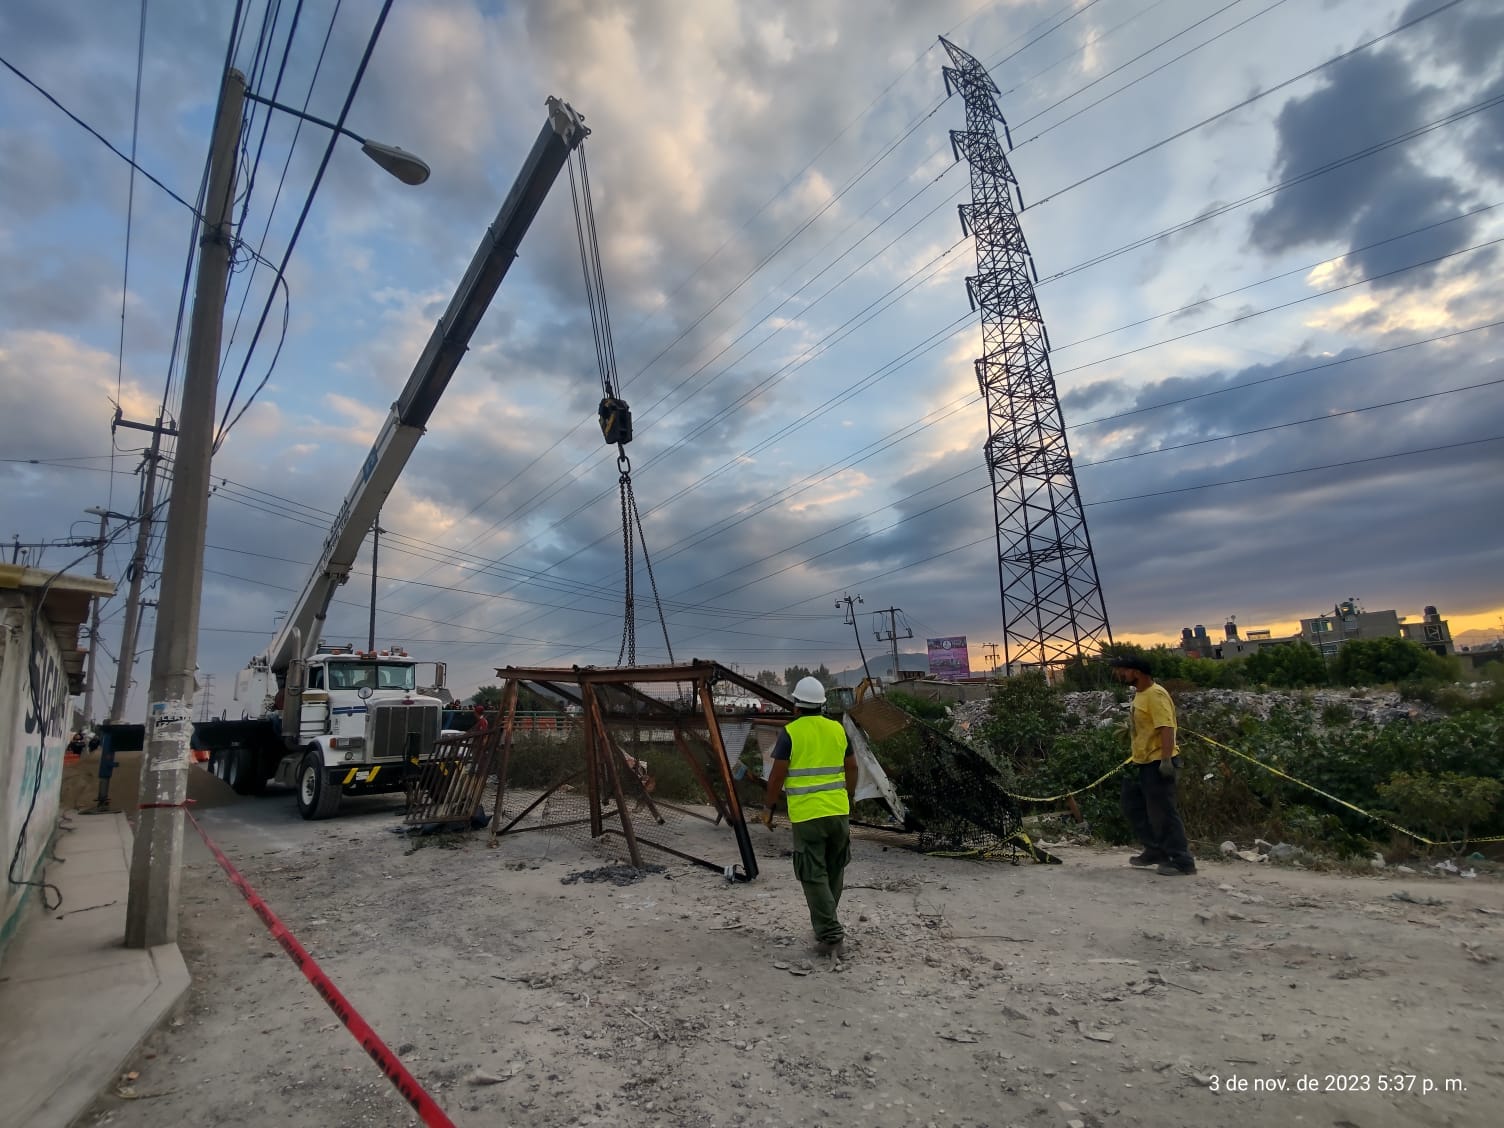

{"left": 60, "top": 749, "right": 240, "bottom": 816}
{"left": 83, "top": 805, "right": 1503, "bottom": 1128}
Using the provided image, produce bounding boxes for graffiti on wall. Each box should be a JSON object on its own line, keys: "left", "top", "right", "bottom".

{"left": 6, "top": 603, "right": 68, "bottom": 928}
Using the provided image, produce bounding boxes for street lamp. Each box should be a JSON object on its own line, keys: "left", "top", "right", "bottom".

{"left": 243, "top": 90, "right": 431, "bottom": 185}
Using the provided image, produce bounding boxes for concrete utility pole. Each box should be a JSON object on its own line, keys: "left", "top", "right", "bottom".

{"left": 82, "top": 508, "right": 111, "bottom": 726}
{"left": 873, "top": 607, "right": 912, "bottom": 681}
{"left": 108, "top": 416, "right": 172, "bottom": 724}
{"left": 367, "top": 515, "right": 383, "bottom": 651}
{"left": 836, "top": 593, "right": 871, "bottom": 683}
{"left": 126, "top": 68, "right": 244, "bottom": 950}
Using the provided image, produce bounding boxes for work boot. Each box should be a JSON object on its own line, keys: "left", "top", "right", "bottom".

{"left": 1155, "top": 862, "right": 1197, "bottom": 877}
{"left": 1128, "top": 851, "right": 1164, "bottom": 867}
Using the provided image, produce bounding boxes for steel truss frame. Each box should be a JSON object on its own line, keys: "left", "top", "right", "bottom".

{"left": 941, "top": 35, "right": 1112, "bottom": 671}
{"left": 488, "top": 661, "right": 797, "bottom": 880}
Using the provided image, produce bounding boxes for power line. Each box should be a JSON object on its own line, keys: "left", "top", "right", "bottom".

{"left": 1013, "top": 0, "right": 1290, "bottom": 139}
{"left": 1088, "top": 434, "right": 1504, "bottom": 506}
{"left": 1026, "top": 0, "right": 1467, "bottom": 209}
{"left": 375, "top": 0, "right": 1306, "bottom": 609}
{"left": 399, "top": 84, "right": 1500, "bottom": 619}
{"left": 1039, "top": 89, "right": 1504, "bottom": 283}
{"left": 1054, "top": 232, "right": 1504, "bottom": 379}
{"left": 1071, "top": 317, "right": 1504, "bottom": 429}
{"left": 214, "top": 0, "right": 395, "bottom": 445}
{"left": 1052, "top": 201, "right": 1503, "bottom": 352}
{"left": 110, "top": 0, "right": 150, "bottom": 513}
{"left": 1077, "top": 378, "right": 1504, "bottom": 468}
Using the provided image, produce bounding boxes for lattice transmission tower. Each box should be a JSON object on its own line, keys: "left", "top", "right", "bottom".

{"left": 940, "top": 35, "right": 1112, "bottom": 672}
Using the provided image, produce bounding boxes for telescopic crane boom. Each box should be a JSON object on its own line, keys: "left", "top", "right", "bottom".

{"left": 255, "top": 97, "right": 588, "bottom": 678}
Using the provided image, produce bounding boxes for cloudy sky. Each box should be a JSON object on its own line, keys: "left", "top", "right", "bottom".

{"left": 2, "top": 0, "right": 1501, "bottom": 713}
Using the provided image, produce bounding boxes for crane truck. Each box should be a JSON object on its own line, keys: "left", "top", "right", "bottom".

{"left": 195, "top": 96, "right": 590, "bottom": 819}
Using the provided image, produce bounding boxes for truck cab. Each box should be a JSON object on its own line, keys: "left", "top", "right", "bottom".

{"left": 271, "top": 644, "right": 445, "bottom": 819}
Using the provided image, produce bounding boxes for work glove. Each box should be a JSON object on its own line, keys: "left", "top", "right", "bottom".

{"left": 762, "top": 807, "right": 775, "bottom": 830}
{"left": 1158, "top": 757, "right": 1177, "bottom": 780}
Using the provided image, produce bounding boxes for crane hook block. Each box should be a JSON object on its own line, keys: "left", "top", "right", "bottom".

{"left": 599, "top": 395, "right": 633, "bottom": 446}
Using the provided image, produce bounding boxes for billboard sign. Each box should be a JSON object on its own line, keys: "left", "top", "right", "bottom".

{"left": 926, "top": 636, "right": 971, "bottom": 681}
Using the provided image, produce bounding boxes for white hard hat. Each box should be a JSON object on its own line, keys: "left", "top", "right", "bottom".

{"left": 792, "top": 676, "right": 826, "bottom": 706}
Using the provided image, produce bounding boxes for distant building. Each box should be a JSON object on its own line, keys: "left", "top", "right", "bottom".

{"left": 1398, "top": 605, "right": 1454, "bottom": 657}
{"left": 1176, "top": 619, "right": 1296, "bottom": 661}
{"left": 1173, "top": 598, "right": 1454, "bottom": 661}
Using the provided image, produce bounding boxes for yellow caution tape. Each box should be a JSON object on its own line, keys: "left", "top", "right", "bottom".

{"left": 1186, "top": 729, "right": 1504, "bottom": 848}
{"left": 1002, "top": 759, "right": 1131, "bottom": 804}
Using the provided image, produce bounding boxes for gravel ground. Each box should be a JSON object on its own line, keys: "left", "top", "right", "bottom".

{"left": 83, "top": 806, "right": 1503, "bottom": 1128}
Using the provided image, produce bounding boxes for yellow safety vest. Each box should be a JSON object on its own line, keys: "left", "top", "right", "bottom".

{"left": 784, "top": 715, "right": 850, "bottom": 822}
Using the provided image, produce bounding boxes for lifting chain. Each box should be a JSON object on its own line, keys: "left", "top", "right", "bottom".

{"left": 568, "top": 147, "right": 673, "bottom": 668}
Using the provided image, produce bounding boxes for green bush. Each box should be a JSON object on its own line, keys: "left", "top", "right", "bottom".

{"left": 1243, "top": 641, "right": 1328, "bottom": 688}
{"left": 1332, "top": 637, "right": 1461, "bottom": 687}
{"left": 1377, "top": 771, "right": 1503, "bottom": 849}
{"left": 885, "top": 691, "right": 951, "bottom": 723}
{"left": 1320, "top": 702, "right": 1354, "bottom": 726}
{"left": 973, "top": 674, "right": 1064, "bottom": 764}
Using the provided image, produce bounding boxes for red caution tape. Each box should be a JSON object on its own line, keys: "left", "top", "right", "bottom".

{"left": 185, "top": 811, "right": 456, "bottom": 1128}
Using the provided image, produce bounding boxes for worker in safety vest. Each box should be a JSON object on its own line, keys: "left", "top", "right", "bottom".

{"left": 762, "top": 676, "right": 857, "bottom": 958}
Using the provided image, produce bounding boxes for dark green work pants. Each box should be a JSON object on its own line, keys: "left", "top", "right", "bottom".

{"left": 791, "top": 813, "right": 851, "bottom": 944}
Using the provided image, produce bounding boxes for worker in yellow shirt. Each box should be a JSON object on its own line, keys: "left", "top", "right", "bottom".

{"left": 762, "top": 676, "right": 858, "bottom": 957}
{"left": 1110, "top": 656, "right": 1196, "bottom": 876}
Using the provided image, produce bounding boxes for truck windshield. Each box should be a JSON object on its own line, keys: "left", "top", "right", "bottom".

{"left": 326, "top": 663, "right": 416, "bottom": 691}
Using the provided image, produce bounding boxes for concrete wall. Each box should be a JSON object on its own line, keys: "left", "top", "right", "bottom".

{"left": 0, "top": 593, "right": 71, "bottom": 963}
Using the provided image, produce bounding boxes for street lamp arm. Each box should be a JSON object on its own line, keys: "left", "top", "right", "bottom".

{"left": 242, "top": 89, "right": 430, "bottom": 186}
{"left": 243, "top": 89, "right": 367, "bottom": 144}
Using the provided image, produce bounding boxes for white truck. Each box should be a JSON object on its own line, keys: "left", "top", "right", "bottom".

{"left": 197, "top": 96, "right": 590, "bottom": 818}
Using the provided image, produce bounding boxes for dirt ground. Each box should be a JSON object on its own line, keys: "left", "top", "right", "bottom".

{"left": 60, "top": 749, "right": 240, "bottom": 816}
{"left": 80, "top": 795, "right": 1503, "bottom": 1128}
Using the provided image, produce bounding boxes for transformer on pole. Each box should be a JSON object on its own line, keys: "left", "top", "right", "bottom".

{"left": 940, "top": 35, "right": 1112, "bottom": 673}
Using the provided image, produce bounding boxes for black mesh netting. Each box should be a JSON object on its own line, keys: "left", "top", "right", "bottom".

{"left": 896, "top": 722, "right": 1024, "bottom": 855}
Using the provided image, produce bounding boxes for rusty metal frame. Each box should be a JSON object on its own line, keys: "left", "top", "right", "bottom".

{"left": 488, "top": 661, "right": 787, "bottom": 879}
{"left": 403, "top": 718, "right": 505, "bottom": 828}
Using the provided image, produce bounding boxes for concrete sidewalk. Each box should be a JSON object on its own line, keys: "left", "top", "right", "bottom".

{"left": 0, "top": 811, "right": 189, "bottom": 1128}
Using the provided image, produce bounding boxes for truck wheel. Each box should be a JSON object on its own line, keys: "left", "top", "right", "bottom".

{"left": 296, "top": 749, "right": 341, "bottom": 820}
{"left": 224, "top": 747, "right": 241, "bottom": 789}
{"left": 229, "top": 746, "right": 265, "bottom": 797}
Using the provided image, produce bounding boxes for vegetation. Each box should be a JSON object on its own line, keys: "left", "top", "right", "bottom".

{"left": 1377, "top": 772, "right": 1503, "bottom": 850}
{"left": 1331, "top": 637, "right": 1459, "bottom": 687}
{"left": 975, "top": 667, "right": 1504, "bottom": 856}
{"left": 782, "top": 664, "right": 835, "bottom": 690}
{"left": 1062, "top": 636, "right": 1463, "bottom": 695}
{"left": 1242, "top": 641, "right": 1328, "bottom": 688}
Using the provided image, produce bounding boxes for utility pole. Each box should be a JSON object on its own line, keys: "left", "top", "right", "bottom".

{"left": 82, "top": 508, "right": 111, "bottom": 727}
{"left": 873, "top": 606, "right": 912, "bottom": 681}
{"left": 367, "top": 514, "right": 383, "bottom": 651}
{"left": 126, "top": 68, "right": 244, "bottom": 950}
{"left": 108, "top": 415, "right": 173, "bottom": 724}
{"left": 198, "top": 673, "right": 216, "bottom": 721}
{"left": 835, "top": 593, "right": 871, "bottom": 683}
{"left": 982, "top": 641, "right": 1000, "bottom": 676}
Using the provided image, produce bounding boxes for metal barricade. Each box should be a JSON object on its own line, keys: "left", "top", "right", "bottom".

{"left": 404, "top": 725, "right": 503, "bottom": 828}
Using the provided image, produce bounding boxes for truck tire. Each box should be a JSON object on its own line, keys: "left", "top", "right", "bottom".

{"left": 296, "top": 749, "right": 341, "bottom": 820}
{"left": 229, "top": 746, "right": 266, "bottom": 797}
